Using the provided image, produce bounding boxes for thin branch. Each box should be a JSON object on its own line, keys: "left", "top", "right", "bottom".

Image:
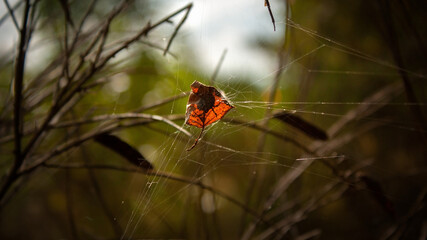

{"left": 69, "top": 0, "right": 97, "bottom": 54}
{"left": 65, "top": 169, "right": 79, "bottom": 240}
{"left": 18, "top": 114, "right": 191, "bottom": 176}
{"left": 186, "top": 125, "right": 204, "bottom": 151}
{"left": 242, "top": 123, "right": 381, "bottom": 239}
{"left": 241, "top": 2, "right": 289, "bottom": 233}
{"left": 3, "top": 13, "right": 192, "bottom": 147}
{"left": 84, "top": 156, "right": 123, "bottom": 237}
{"left": 139, "top": 40, "right": 178, "bottom": 59}
{"left": 0, "top": 0, "right": 31, "bottom": 205}
{"left": 264, "top": 0, "right": 276, "bottom": 31}
{"left": 134, "top": 91, "right": 189, "bottom": 112}
{"left": 51, "top": 2, "right": 194, "bottom": 127}
{"left": 21, "top": 39, "right": 101, "bottom": 165}
{"left": 322, "top": 81, "right": 402, "bottom": 139}
{"left": 64, "top": 109, "right": 124, "bottom": 237}
{"left": 294, "top": 229, "right": 322, "bottom": 240}
{"left": 377, "top": 0, "right": 427, "bottom": 142}
{"left": 26, "top": 63, "right": 119, "bottom": 117}
{"left": 42, "top": 163, "right": 266, "bottom": 224}
{"left": 59, "top": 0, "right": 130, "bottom": 95}
{"left": 58, "top": 0, "right": 75, "bottom": 29}
{"left": 68, "top": 0, "right": 129, "bottom": 83}
{"left": 0, "top": 113, "right": 181, "bottom": 145}
{"left": 285, "top": 18, "right": 426, "bottom": 79}
{"left": 52, "top": 114, "right": 309, "bottom": 154}
{"left": 3, "top": 0, "right": 20, "bottom": 31}
{"left": 256, "top": 185, "right": 348, "bottom": 240}
{"left": 53, "top": 113, "right": 190, "bottom": 136}
{"left": 381, "top": 189, "right": 427, "bottom": 240}
{"left": 18, "top": 0, "right": 136, "bottom": 167}
{"left": 1, "top": 113, "right": 311, "bottom": 157}
{"left": 397, "top": 0, "right": 427, "bottom": 59}
{"left": 0, "top": 0, "right": 23, "bottom": 27}
{"left": 163, "top": 3, "right": 193, "bottom": 56}
{"left": 93, "top": 18, "right": 112, "bottom": 67}
{"left": 14, "top": 112, "right": 313, "bottom": 183}
{"left": 20, "top": 122, "right": 122, "bottom": 176}
{"left": 225, "top": 118, "right": 312, "bottom": 154}
{"left": 257, "top": 2, "right": 290, "bottom": 150}
{"left": 97, "top": 3, "right": 194, "bottom": 70}
{"left": 242, "top": 81, "right": 403, "bottom": 239}
{"left": 209, "top": 48, "right": 228, "bottom": 85}
{"left": 61, "top": 5, "right": 71, "bottom": 87}
{"left": 13, "top": 0, "right": 30, "bottom": 157}
{"left": 25, "top": 0, "right": 98, "bottom": 101}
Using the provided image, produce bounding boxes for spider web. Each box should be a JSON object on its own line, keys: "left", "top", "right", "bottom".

{"left": 114, "top": 4, "right": 426, "bottom": 239}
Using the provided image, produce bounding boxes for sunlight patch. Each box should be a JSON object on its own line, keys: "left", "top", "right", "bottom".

{"left": 109, "top": 73, "right": 131, "bottom": 93}
{"left": 201, "top": 192, "right": 216, "bottom": 214}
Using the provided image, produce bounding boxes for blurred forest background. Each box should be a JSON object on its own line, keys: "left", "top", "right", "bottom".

{"left": 0, "top": 0, "right": 426, "bottom": 239}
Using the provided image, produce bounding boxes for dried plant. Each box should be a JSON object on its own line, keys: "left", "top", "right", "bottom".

{"left": 0, "top": 1, "right": 426, "bottom": 239}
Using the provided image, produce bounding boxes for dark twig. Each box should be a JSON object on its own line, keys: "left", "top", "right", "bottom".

{"left": 0, "top": 0, "right": 23, "bottom": 27}
{"left": 68, "top": 0, "right": 130, "bottom": 83}
{"left": 18, "top": 114, "right": 191, "bottom": 176}
{"left": 0, "top": 0, "right": 31, "bottom": 205}
{"left": 186, "top": 126, "right": 204, "bottom": 151}
{"left": 84, "top": 155, "right": 123, "bottom": 237}
{"left": 69, "top": 0, "right": 97, "bottom": 53}
{"left": 256, "top": 185, "right": 348, "bottom": 239}
{"left": 18, "top": 0, "right": 190, "bottom": 175}
{"left": 61, "top": 4, "right": 71, "bottom": 85}
{"left": 12, "top": 1, "right": 196, "bottom": 138}
{"left": 257, "top": 0, "right": 290, "bottom": 157}
{"left": 52, "top": 114, "right": 309, "bottom": 153}
{"left": 398, "top": 0, "right": 427, "bottom": 59}
{"left": 210, "top": 180, "right": 223, "bottom": 240}
{"left": 13, "top": 112, "right": 312, "bottom": 183}
{"left": 96, "top": 3, "right": 193, "bottom": 70}
{"left": 134, "top": 91, "right": 189, "bottom": 112}
{"left": 285, "top": 19, "right": 425, "bottom": 79}
{"left": 225, "top": 118, "right": 312, "bottom": 154}
{"left": 264, "top": 0, "right": 276, "bottom": 31}
{"left": 163, "top": 3, "right": 193, "bottom": 56}
{"left": 139, "top": 40, "right": 178, "bottom": 58}
{"left": 294, "top": 229, "right": 322, "bottom": 240}
{"left": 381, "top": 189, "right": 427, "bottom": 240}
{"left": 241, "top": 81, "right": 403, "bottom": 239}
{"left": 65, "top": 169, "right": 79, "bottom": 240}
{"left": 65, "top": 109, "right": 123, "bottom": 238}
{"left": 241, "top": 2, "right": 289, "bottom": 233}
{"left": 93, "top": 17, "right": 113, "bottom": 67}
{"left": 209, "top": 48, "right": 228, "bottom": 85}
{"left": 377, "top": 0, "right": 427, "bottom": 141}
{"left": 3, "top": 0, "right": 20, "bottom": 31}
{"left": 19, "top": 0, "right": 130, "bottom": 174}
{"left": 42, "top": 163, "right": 266, "bottom": 224}
{"left": 58, "top": 0, "right": 75, "bottom": 29}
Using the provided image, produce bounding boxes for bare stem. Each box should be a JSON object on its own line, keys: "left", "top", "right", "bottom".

{"left": 64, "top": 169, "right": 79, "bottom": 240}
{"left": 241, "top": 2, "right": 290, "bottom": 234}
{"left": 163, "top": 3, "right": 193, "bottom": 56}
{"left": 264, "top": 0, "right": 276, "bottom": 31}
{"left": 209, "top": 48, "right": 228, "bottom": 85}
{"left": 3, "top": 0, "right": 20, "bottom": 31}
{"left": 42, "top": 163, "right": 266, "bottom": 224}
{"left": 0, "top": 0, "right": 31, "bottom": 205}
